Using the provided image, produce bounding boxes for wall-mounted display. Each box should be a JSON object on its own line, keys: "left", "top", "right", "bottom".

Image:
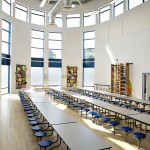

{"left": 67, "top": 66, "right": 78, "bottom": 87}
{"left": 15, "top": 64, "right": 27, "bottom": 89}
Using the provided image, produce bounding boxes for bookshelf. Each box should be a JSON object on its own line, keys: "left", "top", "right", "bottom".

{"left": 111, "top": 63, "right": 131, "bottom": 96}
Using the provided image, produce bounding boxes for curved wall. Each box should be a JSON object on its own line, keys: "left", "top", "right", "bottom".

{"left": 0, "top": 0, "right": 150, "bottom": 98}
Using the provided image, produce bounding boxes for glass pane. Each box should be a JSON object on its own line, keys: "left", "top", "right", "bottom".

{"left": 84, "top": 11, "right": 95, "bottom": 17}
{"left": 31, "top": 67, "right": 43, "bottom": 85}
{"left": 49, "top": 50, "right": 61, "bottom": 59}
{"left": 114, "top": 2, "right": 123, "bottom": 17}
{"left": 67, "top": 18, "right": 80, "bottom": 27}
{"left": 2, "top": 30, "right": 9, "bottom": 42}
{"left": 2, "top": 20, "right": 10, "bottom": 31}
{"left": 84, "top": 39, "right": 95, "bottom": 49}
{"left": 2, "top": 42, "right": 9, "bottom": 54}
{"left": 2, "top": 0, "right": 11, "bottom": 15}
{"left": 31, "top": 9, "right": 45, "bottom": 15}
{"left": 49, "top": 33, "right": 61, "bottom": 40}
{"left": 48, "top": 68, "right": 61, "bottom": 85}
{"left": 16, "top": 3, "right": 27, "bottom": 11}
{"left": 100, "top": 5, "right": 110, "bottom": 12}
{"left": 31, "top": 38, "right": 44, "bottom": 48}
{"left": 15, "top": 9, "right": 27, "bottom": 21}
{"left": 100, "top": 10, "right": 110, "bottom": 23}
{"left": 67, "top": 14, "right": 80, "bottom": 18}
{"left": 32, "top": 30, "right": 44, "bottom": 39}
{"left": 129, "top": 0, "right": 143, "bottom": 9}
{"left": 1, "top": 65, "right": 9, "bottom": 94}
{"left": 115, "top": 0, "right": 124, "bottom": 5}
{"left": 84, "top": 32, "right": 95, "bottom": 39}
{"left": 49, "top": 40, "right": 61, "bottom": 49}
{"left": 84, "top": 15, "right": 96, "bottom": 26}
{"left": 84, "top": 49, "right": 95, "bottom": 59}
{"left": 84, "top": 68, "right": 94, "bottom": 87}
{"left": 55, "top": 17, "right": 62, "bottom": 27}
{"left": 31, "top": 14, "right": 45, "bottom": 26}
{"left": 31, "top": 48, "right": 43, "bottom": 58}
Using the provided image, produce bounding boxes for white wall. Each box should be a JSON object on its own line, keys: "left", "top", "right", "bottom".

{"left": 1, "top": 0, "right": 150, "bottom": 98}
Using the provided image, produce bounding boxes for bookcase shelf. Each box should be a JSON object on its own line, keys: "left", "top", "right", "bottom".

{"left": 111, "top": 63, "right": 131, "bottom": 96}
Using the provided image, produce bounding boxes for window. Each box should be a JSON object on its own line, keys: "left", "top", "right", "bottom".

{"left": 99, "top": 5, "right": 110, "bottom": 23}
{"left": 31, "top": 67, "right": 43, "bottom": 86}
{"left": 83, "top": 31, "right": 95, "bottom": 87}
{"left": 55, "top": 14, "right": 63, "bottom": 27}
{"left": 128, "top": 0, "right": 145, "bottom": 9}
{"left": 49, "top": 32, "right": 62, "bottom": 86}
{"left": 66, "top": 14, "right": 80, "bottom": 27}
{"left": 83, "top": 31, "right": 95, "bottom": 59}
{"left": 31, "top": 9, "right": 45, "bottom": 26}
{"left": 49, "top": 32, "right": 62, "bottom": 59}
{"left": 2, "top": 0, "right": 11, "bottom": 15}
{"left": 83, "top": 11, "right": 96, "bottom": 26}
{"left": 1, "top": 19, "right": 11, "bottom": 94}
{"left": 15, "top": 3, "right": 28, "bottom": 22}
{"left": 114, "top": 0, "right": 124, "bottom": 17}
{"left": 31, "top": 30, "right": 44, "bottom": 58}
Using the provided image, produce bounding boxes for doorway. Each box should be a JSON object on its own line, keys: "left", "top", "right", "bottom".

{"left": 142, "top": 73, "right": 150, "bottom": 100}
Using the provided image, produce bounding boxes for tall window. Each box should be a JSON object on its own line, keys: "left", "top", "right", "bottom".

{"left": 128, "top": 0, "right": 146, "bottom": 10}
{"left": 2, "top": 0, "right": 11, "bottom": 15}
{"left": 31, "top": 30, "right": 44, "bottom": 86}
{"left": 31, "top": 9, "right": 45, "bottom": 26}
{"left": 55, "top": 14, "right": 63, "bottom": 27}
{"left": 15, "top": 3, "right": 28, "bottom": 22}
{"left": 83, "top": 31, "right": 95, "bottom": 87}
{"left": 66, "top": 14, "right": 80, "bottom": 27}
{"left": 48, "top": 32, "right": 62, "bottom": 86}
{"left": 83, "top": 11, "right": 96, "bottom": 26}
{"left": 1, "top": 19, "right": 11, "bottom": 94}
{"left": 114, "top": 0, "right": 124, "bottom": 17}
{"left": 99, "top": 5, "right": 110, "bottom": 23}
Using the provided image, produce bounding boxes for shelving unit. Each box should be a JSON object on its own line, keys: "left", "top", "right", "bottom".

{"left": 111, "top": 63, "right": 131, "bottom": 96}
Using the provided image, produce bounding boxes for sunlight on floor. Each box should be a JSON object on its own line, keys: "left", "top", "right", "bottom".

{"left": 82, "top": 118, "right": 111, "bottom": 133}
{"left": 107, "top": 137, "right": 138, "bottom": 150}
{"left": 56, "top": 103, "right": 67, "bottom": 110}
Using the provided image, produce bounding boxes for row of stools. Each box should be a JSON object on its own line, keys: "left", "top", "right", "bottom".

{"left": 72, "top": 89, "right": 148, "bottom": 113}
{"left": 48, "top": 90, "right": 147, "bottom": 149}
{"left": 18, "top": 91, "right": 55, "bottom": 150}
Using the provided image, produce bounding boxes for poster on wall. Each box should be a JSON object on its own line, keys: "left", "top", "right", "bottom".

{"left": 67, "top": 66, "right": 78, "bottom": 87}
{"left": 15, "top": 64, "right": 27, "bottom": 89}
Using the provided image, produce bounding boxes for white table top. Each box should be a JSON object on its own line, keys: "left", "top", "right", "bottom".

{"left": 53, "top": 122, "right": 112, "bottom": 150}
{"left": 35, "top": 103, "right": 77, "bottom": 125}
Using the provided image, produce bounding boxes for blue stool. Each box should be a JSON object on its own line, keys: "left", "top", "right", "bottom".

{"left": 101, "top": 117, "right": 110, "bottom": 123}
{"left": 29, "top": 118, "right": 37, "bottom": 121}
{"left": 132, "top": 132, "right": 146, "bottom": 148}
{"left": 35, "top": 131, "right": 47, "bottom": 140}
{"left": 32, "top": 125, "right": 43, "bottom": 132}
{"left": 93, "top": 114, "right": 102, "bottom": 124}
{"left": 29, "top": 121, "right": 40, "bottom": 126}
{"left": 120, "top": 126, "right": 132, "bottom": 141}
{"left": 38, "top": 140, "right": 53, "bottom": 150}
{"left": 83, "top": 108, "right": 90, "bottom": 119}
{"left": 27, "top": 113, "right": 35, "bottom": 118}
{"left": 110, "top": 121, "right": 120, "bottom": 135}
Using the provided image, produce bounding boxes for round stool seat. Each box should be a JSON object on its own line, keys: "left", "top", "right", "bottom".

{"left": 32, "top": 125, "right": 43, "bottom": 131}
{"left": 147, "top": 111, "right": 150, "bottom": 115}
{"left": 101, "top": 117, "right": 110, "bottom": 122}
{"left": 88, "top": 111, "right": 97, "bottom": 116}
{"left": 93, "top": 114, "right": 102, "bottom": 118}
{"left": 83, "top": 108, "right": 90, "bottom": 112}
{"left": 26, "top": 110, "right": 33, "bottom": 114}
{"left": 27, "top": 113, "right": 34, "bottom": 117}
{"left": 110, "top": 121, "right": 119, "bottom": 126}
{"left": 29, "top": 118, "right": 37, "bottom": 121}
{"left": 35, "top": 131, "right": 47, "bottom": 138}
{"left": 24, "top": 108, "right": 31, "bottom": 111}
{"left": 29, "top": 121, "right": 40, "bottom": 125}
{"left": 121, "top": 126, "right": 132, "bottom": 132}
{"left": 133, "top": 132, "right": 146, "bottom": 139}
{"left": 38, "top": 140, "right": 52, "bottom": 148}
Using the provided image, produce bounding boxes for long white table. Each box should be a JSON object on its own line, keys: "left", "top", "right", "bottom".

{"left": 53, "top": 123, "right": 112, "bottom": 150}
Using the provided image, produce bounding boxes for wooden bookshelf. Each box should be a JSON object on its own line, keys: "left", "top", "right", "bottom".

{"left": 111, "top": 63, "right": 131, "bottom": 96}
